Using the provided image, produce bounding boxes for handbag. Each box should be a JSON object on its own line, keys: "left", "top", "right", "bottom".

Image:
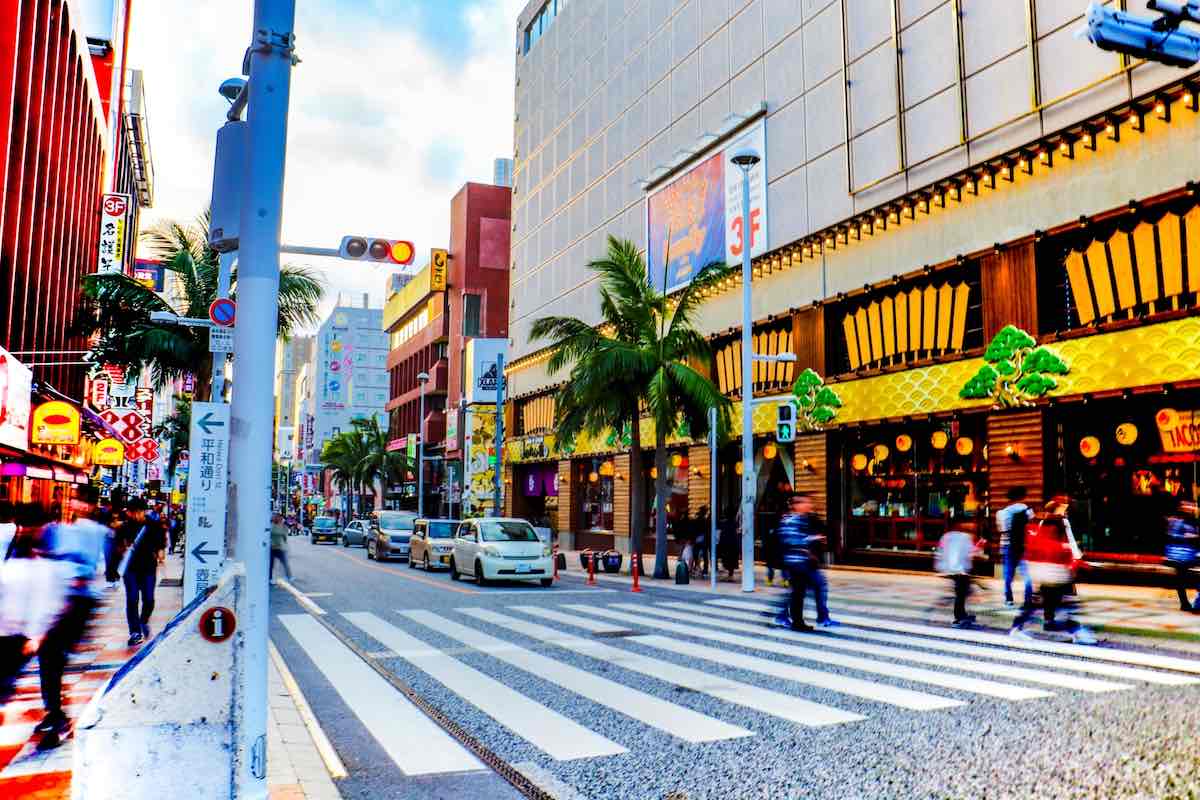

{"left": 115, "top": 526, "right": 148, "bottom": 578}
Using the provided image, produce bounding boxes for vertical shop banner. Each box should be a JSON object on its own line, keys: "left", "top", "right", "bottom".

{"left": 645, "top": 118, "right": 768, "bottom": 294}
{"left": 462, "top": 406, "right": 497, "bottom": 518}
{"left": 184, "top": 402, "right": 230, "bottom": 604}
{"left": 0, "top": 346, "right": 32, "bottom": 452}
{"left": 463, "top": 339, "right": 507, "bottom": 405}
{"left": 97, "top": 193, "right": 131, "bottom": 274}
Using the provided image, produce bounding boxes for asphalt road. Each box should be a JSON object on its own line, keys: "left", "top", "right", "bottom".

{"left": 270, "top": 536, "right": 1200, "bottom": 800}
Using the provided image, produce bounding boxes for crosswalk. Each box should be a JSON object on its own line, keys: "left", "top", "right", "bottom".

{"left": 276, "top": 596, "right": 1200, "bottom": 780}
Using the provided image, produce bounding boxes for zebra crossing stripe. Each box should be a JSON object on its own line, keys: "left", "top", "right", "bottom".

{"left": 342, "top": 612, "right": 627, "bottom": 761}
{"left": 705, "top": 598, "right": 1200, "bottom": 676}
{"left": 518, "top": 605, "right": 960, "bottom": 711}
{"left": 278, "top": 614, "right": 483, "bottom": 776}
{"left": 635, "top": 603, "right": 1128, "bottom": 693}
{"left": 575, "top": 604, "right": 1050, "bottom": 701}
{"left": 460, "top": 608, "right": 865, "bottom": 727}
{"left": 676, "top": 602, "right": 1195, "bottom": 686}
{"left": 399, "top": 609, "right": 753, "bottom": 743}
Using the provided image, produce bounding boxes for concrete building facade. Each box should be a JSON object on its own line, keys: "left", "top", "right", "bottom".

{"left": 505, "top": 0, "right": 1200, "bottom": 573}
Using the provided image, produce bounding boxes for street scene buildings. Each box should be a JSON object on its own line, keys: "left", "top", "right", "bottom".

{"left": 2, "top": 2, "right": 1200, "bottom": 799}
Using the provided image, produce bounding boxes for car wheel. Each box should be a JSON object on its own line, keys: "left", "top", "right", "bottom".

{"left": 407, "top": 550, "right": 416, "bottom": 568}
{"left": 449, "top": 558, "right": 460, "bottom": 581}
{"left": 341, "top": 535, "right": 348, "bottom": 547}
{"left": 540, "top": 578, "right": 553, "bottom": 588}
{"left": 423, "top": 554, "right": 430, "bottom": 571}
{"left": 310, "top": 536, "right": 315, "bottom": 545}
{"left": 475, "top": 561, "right": 488, "bottom": 587}
{"left": 367, "top": 541, "right": 375, "bottom": 560}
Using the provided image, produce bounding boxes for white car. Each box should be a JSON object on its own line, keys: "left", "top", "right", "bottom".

{"left": 449, "top": 518, "right": 554, "bottom": 587}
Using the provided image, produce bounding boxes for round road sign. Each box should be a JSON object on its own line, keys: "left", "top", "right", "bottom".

{"left": 209, "top": 298, "right": 237, "bottom": 327}
{"left": 199, "top": 607, "right": 236, "bottom": 643}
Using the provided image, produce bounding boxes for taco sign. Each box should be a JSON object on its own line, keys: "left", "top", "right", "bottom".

{"left": 1156, "top": 408, "right": 1200, "bottom": 453}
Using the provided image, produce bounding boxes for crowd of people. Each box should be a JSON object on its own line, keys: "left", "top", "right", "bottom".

{"left": 0, "top": 491, "right": 173, "bottom": 751}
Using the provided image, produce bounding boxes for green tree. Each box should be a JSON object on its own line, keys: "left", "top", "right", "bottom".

{"left": 73, "top": 211, "right": 324, "bottom": 400}
{"left": 531, "top": 236, "right": 731, "bottom": 579}
{"left": 151, "top": 396, "right": 191, "bottom": 482}
{"left": 792, "top": 368, "right": 843, "bottom": 430}
{"left": 959, "top": 325, "right": 1069, "bottom": 408}
{"left": 321, "top": 427, "right": 371, "bottom": 520}
{"left": 353, "top": 415, "right": 410, "bottom": 513}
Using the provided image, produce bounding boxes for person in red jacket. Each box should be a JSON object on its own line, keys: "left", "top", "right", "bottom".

{"left": 1010, "top": 496, "right": 1096, "bottom": 644}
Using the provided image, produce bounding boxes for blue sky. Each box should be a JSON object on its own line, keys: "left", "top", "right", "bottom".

{"left": 128, "top": 0, "right": 522, "bottom": 324}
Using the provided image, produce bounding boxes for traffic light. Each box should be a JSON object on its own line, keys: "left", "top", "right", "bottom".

{"left": 776, "top": 401, "right": 796, "bottom": 444}
{"left": 1083, "top": 1, "right": 1200, "bottom": 68}
{"left": 338, "top": 236, "right": 416, "bottom": 265}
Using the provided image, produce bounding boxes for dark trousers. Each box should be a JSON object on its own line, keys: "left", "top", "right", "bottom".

{"left": 0, "top": 635, "right": 31, "bottom": 705}
{"left": 124, "top": 569, "right": 157, "bottom": 636}
{"left": 1013, "top": 584, "right": 1079, "bottom": 633}
{"left": 951, "top": 574, "right": 971, "bottom": 621}
{"left": 104, "top": 539, "right": 121, "bottom": 583}
{"left": 38, "top": 596, "right": 96, "bottom": 715}
{"left": 788, "top": 562, "right": 830, "bottom": 625}
{"left": 1174, "top": 565, "right": 1199, "bottom": 610}
{"left": 270, "top": 548, "right": 291, "bottom": 581}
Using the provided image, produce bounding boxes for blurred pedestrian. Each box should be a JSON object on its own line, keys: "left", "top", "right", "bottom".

{"left": 774, "top": 493, "right": 835, "bottom": 631}
{"left": 269, "top": 513, "right": 292, "bottom": 584}
{"left": 1011, "top": 497, "right": 1095, "bottom": 644}
{"left": 167, "top": 512, "right": 182, "bottom": 555}
{"left": 0, "top": 501, "right": 15, "bottom": 559}
{"left": 0, "top": 505, "right": 65, "bottom": 705}
{"left": 32, "top": 496, "right": 107, "bottom": 749}
{"left": 117, "top": 497, "right": 166, "bottom": 646}
{"left": 997, "top": 486, "right": 1033, "bottom": 608}
{"left": 718, "top": 513, "right": 739, "bottom": 582}
{"left": 936, "top": 520, "right": 984, "bottom": 627}
{"left": 1165, "top": 500, "right": 1199, "bottom": 613}
{"left": 104, "top": 500, "right": 125, "bottom": 588}
{"left": 693, "top": 505, "right": 710, "bottom": 578}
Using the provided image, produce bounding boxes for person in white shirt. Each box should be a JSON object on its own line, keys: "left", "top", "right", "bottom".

{"left": 936, "top": 520, "right": 984, "bottom": 627}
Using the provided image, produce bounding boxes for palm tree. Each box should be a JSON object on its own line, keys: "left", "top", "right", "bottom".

{"left": 151, "top": 396, "right": 191, "bottom": 482}
{"left": 351, "top": 416, "right": 408, "bottom": 513}
{"left": 531, "top": 236, "right": 730, "bottom": 579}
{"left": 322, "top": 429, "right": 370, "bottom": 519}
{"left": 73, "top": 211, "right": 324, "bottom": 400}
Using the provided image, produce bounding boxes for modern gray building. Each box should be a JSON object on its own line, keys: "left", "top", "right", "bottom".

{"left": 503, "top": 0, "right": 1200, "bottom": 570}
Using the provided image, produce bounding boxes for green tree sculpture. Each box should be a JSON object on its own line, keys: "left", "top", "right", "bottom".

{"left": 959, "top": 325, "right": 1069, "bottom": 408}
{"left": 792, "top": 368, "right": 843, "bottom": 431}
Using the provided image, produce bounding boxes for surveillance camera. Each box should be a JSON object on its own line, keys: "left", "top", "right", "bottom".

{"left": 218, "top": 78, "right": 247, "bottom": 102}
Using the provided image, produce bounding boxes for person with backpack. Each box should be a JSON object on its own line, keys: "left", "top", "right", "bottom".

{"left": 117, "top": 497, "right": 166, "bottom": 646}
{"left": 1010, "top": 496, "right": 1096, "bottom": 644}
{"left": 1165, "top": 500, "right": 1199, "bottom": 613}
{"left": 996, "top": 486, "right": 1033, "bottom": 608}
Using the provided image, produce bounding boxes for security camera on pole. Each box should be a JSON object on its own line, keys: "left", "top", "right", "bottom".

{"left": 1082, "top": 0, "right": 1200, "bottom": 66}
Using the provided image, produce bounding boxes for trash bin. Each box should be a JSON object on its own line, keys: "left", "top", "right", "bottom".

{"left": 674, "top": 560, "right": 690, "bottom": 584}
{"left": 602, "top": 550, "right": 623, "bottom": 573}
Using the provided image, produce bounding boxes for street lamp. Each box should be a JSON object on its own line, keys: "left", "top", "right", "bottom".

{"left": 730, "top": 147, "right": 760, "bottom": 593}
{"left": 417, "top": 371, "right": 429, "bottom": 517}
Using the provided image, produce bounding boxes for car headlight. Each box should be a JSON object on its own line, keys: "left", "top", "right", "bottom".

{"left": 542, "top": 545, "right": 552, "bottom": 557}
{"left": 482, "top": 545, "right": 501, "bottom": 558}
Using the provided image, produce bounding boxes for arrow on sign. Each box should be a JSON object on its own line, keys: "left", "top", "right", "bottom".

{"left": 198, "top": 411, "right": 226, "bottom": 435}
{"left": 191, "top": 541, "right": 220, "bottom": 564}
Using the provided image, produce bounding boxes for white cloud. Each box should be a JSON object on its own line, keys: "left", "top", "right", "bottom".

{"left": 127, "top": 1, "right": 523, "bottom": 326}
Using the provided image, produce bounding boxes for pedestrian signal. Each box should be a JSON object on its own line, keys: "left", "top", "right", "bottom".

{"left": 776, "top": 401, "right": 796, "bottom": 444}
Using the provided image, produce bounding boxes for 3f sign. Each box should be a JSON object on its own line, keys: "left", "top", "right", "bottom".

{"left": 729, "top": 208, "right": 762, "bottom": 258}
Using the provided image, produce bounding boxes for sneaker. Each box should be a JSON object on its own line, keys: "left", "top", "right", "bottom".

{"left": 35, "top": 730, "right": 64, "bottom": 752}
{"left": 766, "top": 578, "right": 774, "bottom": 587}
{"left": 790, "top": 622, "right": 814, "bottom": 633}
{"left": 951, "top": 618, "right": 975, "bottom": 629}
{"left": 770, "top": 615, "right": 791, "bottom": 629}
{"left": 34, "top": 711, "right": 66, "bottom": 735}
{"left": 128, "top": 633, "right": 144, "bottom": 647}
{"left": 1009, "top": 628, "right": 1033, "bottom": 641}
{"left": 817, "top": 619, "right": 840, "bottom": 628}
{"left": 1072, "top": 627, "right": 1097, "bottom": 645}
{"left": 1004, "top": 600, "right": 1015, "bottom": 608}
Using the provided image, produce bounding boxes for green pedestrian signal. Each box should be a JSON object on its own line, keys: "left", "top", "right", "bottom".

{"left": 776, "top": 401, "right": 796, "bottom": 443}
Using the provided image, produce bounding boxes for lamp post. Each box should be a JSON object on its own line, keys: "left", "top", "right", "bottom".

{"left": 730, "top": 147, "right": 760, "bottom": 593}
{"left": 417, "top": 371, "right": 429, "bottom": 517}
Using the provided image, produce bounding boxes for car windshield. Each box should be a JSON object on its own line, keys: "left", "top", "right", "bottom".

{"left": 313, "top": 518, "right": 336, "bottom": 530}
{"left": 427, "top": 521, "right": 456, "bottom": 539}
{"left": 479, "top": 521, "right": 538, "bottom": 542}
{"left": 378, "top": 512, "right": 415, "bottom": 530}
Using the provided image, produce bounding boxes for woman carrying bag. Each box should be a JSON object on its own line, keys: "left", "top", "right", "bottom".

{"left": 1009, "top": 496, "right": 1096, "bottom": 645}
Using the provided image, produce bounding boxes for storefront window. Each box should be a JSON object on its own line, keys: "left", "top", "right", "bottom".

{"left": 643, "top": 450, "right": 689, "bottom": 537}
{"left": 1050, "top": 392, "right": 1200, "bottom": 557}
{"left": 843, "top": 417, "right": 988, "bottom": 553}
{"left": 574, "top": 458, "right": 614, "bottom": 532}
{"left": 513, "top": 463, "right": 558, "bottom": 529}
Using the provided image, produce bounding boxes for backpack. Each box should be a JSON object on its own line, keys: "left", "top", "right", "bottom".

{"left": 1165, "top": 517, "right": 1199, "bottom": 566}
{"left": 1024, "top": 518, "right": 1073, "bottom": 586}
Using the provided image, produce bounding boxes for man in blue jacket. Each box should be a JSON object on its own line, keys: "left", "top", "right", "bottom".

{"left": 774, "top": 493, "right": 836, "bottom": 631}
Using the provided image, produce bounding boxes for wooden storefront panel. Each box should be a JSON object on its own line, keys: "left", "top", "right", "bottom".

{"left": 792, "top": 433, "right": 828, "bottom": 519}
{"left": 981, "top": 241, "right": 1038, "bottom": 341}
{"left": 612, "top": 453, "right": 631, "bottom": 538}
{"left": 555, "top": 461, "right": 572, "bottom": 535}
{"left": 687, "top": 444, "right": 711, "bottom": 517}
{"left": 987, "top": 410, "right": 1045, "bottom": 513}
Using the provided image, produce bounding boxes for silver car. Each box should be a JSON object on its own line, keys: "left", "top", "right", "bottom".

{"left": 408, "top": 518, "right": 459, "bottom": 570}
{"left": 367, "top": 510, "right": 418, "bottom": 561}
{"left": 340, "top": 519, "right": 370, "bottom": 548}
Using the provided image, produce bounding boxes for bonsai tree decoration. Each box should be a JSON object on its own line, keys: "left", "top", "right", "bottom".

{"left": 959, "top": 325, "right": 1069, "bottom": 408}
{"left": 792, "top": 368, "right": 843, "bottom": 431}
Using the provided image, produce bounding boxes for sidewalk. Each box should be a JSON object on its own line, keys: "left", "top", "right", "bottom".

{"left": 563, "top": 549, "right": 1200, "bottom": 643}
{"left": 0, "top": 553, "right": 343, "bottom": 799}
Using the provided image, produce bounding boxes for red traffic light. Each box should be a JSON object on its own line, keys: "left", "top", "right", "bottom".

{"left": 389, "top": 241, "right": 414, "bottom": 265}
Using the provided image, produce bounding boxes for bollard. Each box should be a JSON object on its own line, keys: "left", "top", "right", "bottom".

{"left": 587, "top": 550, "right": 596, "bottom": 585}
{"left": 631, "top": 550, "right": 642, "bottom": 593}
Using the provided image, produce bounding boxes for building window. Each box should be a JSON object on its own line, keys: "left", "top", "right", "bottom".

{"left": 463, "top": 294, "right": 482, "bottom": 337}
{"left": 574, "top": 458, "right": 614, "bottom": 532}
{"left": 522, "top": 0, "right": 564, "bottom": 55}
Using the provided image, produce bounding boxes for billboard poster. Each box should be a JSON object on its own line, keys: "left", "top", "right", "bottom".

{"left": 97, "top": 193, "right": 130, "bottom": 274}
{"left": 463, "top": 338, "right": 507, "bottom": 405}
{"left": 0, "top": 346, "right": 32, "bottom": 452}
{"left": 462, "top": 406, "right": 497, "bottom": 517}
{"left": 645, "top": 119, "right": 768, "bottom": 294}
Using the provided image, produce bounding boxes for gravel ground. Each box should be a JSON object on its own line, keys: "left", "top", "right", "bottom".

{"left": 272, "top": 538, "right": 1200, "bottom": 800}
